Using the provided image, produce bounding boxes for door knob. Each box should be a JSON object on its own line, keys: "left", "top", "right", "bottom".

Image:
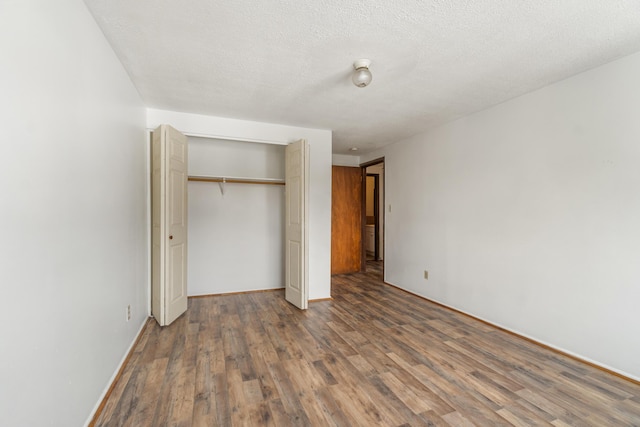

{"left": 169, "top": 235, "right": 173, "bottom": 240}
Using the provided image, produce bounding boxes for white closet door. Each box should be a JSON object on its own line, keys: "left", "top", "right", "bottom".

{"left": 152, "top": 124, "right": 188, "bottom": 326}
{"left": 285, "top": 139, "right": 309, "bottom": 309}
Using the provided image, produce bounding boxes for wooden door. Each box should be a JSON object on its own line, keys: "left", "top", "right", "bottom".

{"left": 284, "top": 139, "right": 309, "bottom": 309}
{"left": 151, "top": 124, "right": 188, "bottom": 326}
{"left": 331, "top": 166, "right": 362, "bottom": 274}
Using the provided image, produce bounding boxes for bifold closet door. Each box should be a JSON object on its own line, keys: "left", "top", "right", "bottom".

{"left": 151, "top": 124, "right": 188, "bottom": 326}
{"left": 285, "top": 139, "right": 309, "bottom": 310}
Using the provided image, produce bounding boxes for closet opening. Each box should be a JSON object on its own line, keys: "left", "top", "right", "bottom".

{"left": 187, "top": 136, "right": 287, "bottom": 297}
{"left": 186, "top": 136, "right": 310, "bottom": 311}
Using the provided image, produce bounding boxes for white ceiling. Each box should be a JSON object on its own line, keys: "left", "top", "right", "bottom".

{"left": 84, "top": 0, "right": 640, "bottom": 155}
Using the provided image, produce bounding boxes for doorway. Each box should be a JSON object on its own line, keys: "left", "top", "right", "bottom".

{"left": 361, "top": 158, "right": 384, "bottom": 272}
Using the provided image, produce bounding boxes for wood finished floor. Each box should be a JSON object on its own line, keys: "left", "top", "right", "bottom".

{"left": 95, "top": 262, "right": 640, "bottom": 426}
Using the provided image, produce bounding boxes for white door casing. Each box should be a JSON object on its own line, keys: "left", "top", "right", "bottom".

{"left": 285, "top": 139, "right": 309, "bottom": 309}
{"left": 151, "top": 124, "right": 188, "bottom": 326}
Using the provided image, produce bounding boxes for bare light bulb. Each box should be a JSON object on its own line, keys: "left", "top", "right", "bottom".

{"left": 352, "top": 59, "right": 372, "bottom": 88}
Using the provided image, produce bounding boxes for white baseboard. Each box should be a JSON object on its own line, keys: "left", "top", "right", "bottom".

{"left": 384, "top": 280, "right": 640, "bottom": 384}
{"left": 84, "top": 317, "right": 150, "bottom": 427}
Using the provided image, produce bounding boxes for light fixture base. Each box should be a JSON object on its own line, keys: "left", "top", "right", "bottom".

{"left": 353, "top": 59, "right": 371, "bottom": 70}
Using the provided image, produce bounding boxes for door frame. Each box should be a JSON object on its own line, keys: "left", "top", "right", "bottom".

{"left": 360, "top": 157, "right": 385, "bottom": 272}
{"left": 366, "top": 173, "right": 380, "bottom": 261}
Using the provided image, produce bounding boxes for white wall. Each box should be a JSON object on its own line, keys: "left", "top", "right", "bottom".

{"left": 0, "top": 1, "right": 148, "bottom": 426}
{"left": 361, "top": 51, "right": 640, "bottom": 380}
{"left": 188, "top": 137, "right": 285, "bottom": 295}
{"left": 332, "top": 153, "right": 360, "bottom": 167}
{"left": 147, "top": 109, "right": 332, "bottom": 300}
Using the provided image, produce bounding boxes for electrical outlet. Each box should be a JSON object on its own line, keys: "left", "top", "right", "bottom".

{"left": 126, "top": 305, "right": 131, "bottom": 322}
{"left": 424, "top": 270, "right": 429, "bottom": 280}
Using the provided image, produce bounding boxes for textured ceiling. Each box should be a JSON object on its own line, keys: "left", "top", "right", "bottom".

{"left": 84, "top": 0, "right": 640, "bottom": 154}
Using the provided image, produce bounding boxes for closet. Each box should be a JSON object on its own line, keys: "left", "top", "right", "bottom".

{"left": 188, "top": 136, "right": 287, "bottom": 296}
{"left": 151, "top": 128, "right": 308, "bottom": 326}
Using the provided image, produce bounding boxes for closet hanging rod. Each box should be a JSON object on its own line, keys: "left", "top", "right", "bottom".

{"left": 188, "top": 175, "right": 285, "bottom": 186}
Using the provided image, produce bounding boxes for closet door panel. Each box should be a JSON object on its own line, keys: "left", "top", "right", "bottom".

{"left": 152, "top": 124, "right": 188, "bottom": 326}
{"left": 285, "top": 139, "right": 308, "bottom": 310}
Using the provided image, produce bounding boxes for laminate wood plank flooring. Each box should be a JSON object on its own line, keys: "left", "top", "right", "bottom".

{"left": 94, "top": 261, "right": 640, "bottom": 426}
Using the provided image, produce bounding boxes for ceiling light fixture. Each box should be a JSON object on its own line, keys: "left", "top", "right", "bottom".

{"left": 352, "top": 59, "right": 372, "bottom": 88}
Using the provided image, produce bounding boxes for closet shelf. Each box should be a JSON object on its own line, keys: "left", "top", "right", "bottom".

{"left": 188, "top": 175, "right": 285, "bottom": 186}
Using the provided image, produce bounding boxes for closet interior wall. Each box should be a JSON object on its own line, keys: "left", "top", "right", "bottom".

{"left": 188, "top": 136, "right": 286, "bottom": 296}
